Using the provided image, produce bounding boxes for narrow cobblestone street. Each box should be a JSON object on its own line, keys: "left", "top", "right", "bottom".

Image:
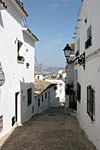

{"left": 0, "top": 107, "right": 96, "bottom": 150}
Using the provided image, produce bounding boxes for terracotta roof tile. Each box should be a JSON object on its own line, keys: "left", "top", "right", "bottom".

{"left": 34, "top": 79, "right": 56, "bottom": 95}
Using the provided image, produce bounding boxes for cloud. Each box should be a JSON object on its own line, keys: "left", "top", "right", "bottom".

{"left": 51, "top": 0, "right": 72, "bottom": 8}
{"left": 51, "top": 3, "right": 59, "bottom": 8}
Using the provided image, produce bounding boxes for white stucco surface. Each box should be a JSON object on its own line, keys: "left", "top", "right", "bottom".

{"left": 75, "top": 0, "right": 100, "bottom": 149}
{"left": 45, "top": 79, "right": 65, "bottom": 107}
{"left": 0, "top": 0, "right": 36, "bottom": 138}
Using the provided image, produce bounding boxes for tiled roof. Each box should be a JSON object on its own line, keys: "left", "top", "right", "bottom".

{"left": 34, "top": 79, "right": 56, "bottom": 95}
{"left": 70, "top": 43, "right": 75, "bottom": 50}
{"left": 34, "top": 70, "right": 43, "bottom": 75}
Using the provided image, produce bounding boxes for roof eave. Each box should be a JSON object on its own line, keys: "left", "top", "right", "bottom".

{"left": 22, "top": 27, "right": 39, "bottom": 41}
{"left": 10, "top": 0, "right": 28, "bottom": 17}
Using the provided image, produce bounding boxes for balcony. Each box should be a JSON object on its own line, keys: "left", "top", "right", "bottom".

{"left": 85, "top": 37, "right": 92, "bottom": 49}
{"left": 0, "top": 0, "right": 7, "bottom": 9}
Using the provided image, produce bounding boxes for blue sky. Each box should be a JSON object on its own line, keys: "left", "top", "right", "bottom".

{"left": 23, "top": 0, "right": 81, "bottom": 68}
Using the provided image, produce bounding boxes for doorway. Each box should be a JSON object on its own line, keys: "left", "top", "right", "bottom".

{"left": 15, "top": 92, "right": 19, "bottom": 122}
{"left": 69, "top": 95, "right": 77, "bottom": 110}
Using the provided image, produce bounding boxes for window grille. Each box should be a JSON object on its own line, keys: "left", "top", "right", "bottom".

{"left": 45, "top": 93, "right": 47, "bottom": 99}
{"left": 42, "top": 95, "right": 43, "bottom": 102}
{"left": 38, "top": 98, "right": 40, "bottom": 107}
{"left": 85, "top": 26, "right": 92, "bottom": 49}
{"left": 87, "top": 85, "right": 95, "bottom": 122}
{"left": 77, "top": 82, "right": 81, "bottom": 102}
{"left": 27, "top": 88, "right": 32, "bottom": 106}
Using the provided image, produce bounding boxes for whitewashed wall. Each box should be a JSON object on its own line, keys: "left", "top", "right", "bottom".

{"left": 34, "top": 86, "right": 57, "bottom": 114}
{"left": 66, "top": 64, "right": 74, "bottom": 84}
{"left": 45, "top": 79, "right": 65, "bottom": 106}
{"left": 75, "top": 0, "right": 100, "bottom": 149}
{"left": 0, "top": 0, "right": 35, "bottom": 138}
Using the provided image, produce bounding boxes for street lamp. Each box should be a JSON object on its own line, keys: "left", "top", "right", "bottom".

{"left": 63, "top": 44, "right": 85, "bottom": 69}
{"left": 63, "top": 44, "right": 72, "bottom": 57}
{"left": 63, "top": 44, "right": 74, "bottom": 64}
{"left": 63, "top": 44, "right": 74, "bottom": 113}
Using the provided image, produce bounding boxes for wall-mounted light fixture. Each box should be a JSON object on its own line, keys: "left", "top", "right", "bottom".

{"left": 74, "top": 52, "right": 85, "bottom": 69}
{"left": 63, "top": 44, "right": 85, "bottom": 69}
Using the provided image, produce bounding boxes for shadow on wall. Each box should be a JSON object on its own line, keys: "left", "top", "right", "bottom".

{"left": 55, "top": 97, "right": 61, "bottom": 106}
{"left": 0, "top": 12, "right": 4, "bottom": 28}
{"left": 22, "top": 32, "right": 35, "bottom": 47}
{"left": 20, "top": 79, "right": 34, "bottom": 123}
{"left": 51, "top": 88, "right": 61, "bottom": 107}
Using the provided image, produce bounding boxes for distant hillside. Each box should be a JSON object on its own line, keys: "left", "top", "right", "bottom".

{"left": 35, "top": 65, "right": 64, "bottom": 73}
{"left": 42, "top": 66, "right": 64, "bottom": 73}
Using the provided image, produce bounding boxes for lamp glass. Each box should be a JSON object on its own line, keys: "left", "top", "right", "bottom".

{"left": 64, "top": 49, "right": 71, "bottom": 57}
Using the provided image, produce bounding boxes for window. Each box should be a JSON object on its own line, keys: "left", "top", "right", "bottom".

{"left": 77, "top": 82, "right": 81, "bottom": 103}
{"left": 45, "top": 93, "right": 47, "bottom": 99}
{"left": 12, "top": 116, "right": 15, "bottom": 126}
{"left": 84, "top": 18, "right": 87, "bottom": 23}
{"left": 37, "top": 76, "right": 40, "bottom": 79}
{"left": 76, "top": 39, "right": 80, "bottom": 57}
{"left": 54, "top": 85, "right": 57, "bottom": 90}
{"left": 27, "top": 88, "right": 32, "bottom": 106}
{"left": 60, "top": 84, "right": 62, "bottom": 86}
{"left": 32, "top": 106, "right": 34, "bottom": 113}
{"left": 26, "top": 62, "right": 30, "bottom": 69}
{"left": 17, "top": 40, "right": 24, "bottom": 63}
{"left": 42, "top": 95, "right": 43, "bottom": 102}
{"left": 85, "top": 26, "right": 92, "bottom": 49}
{"left": 87, "top": 26, "right": 92, "bottom": 40}
{"left": 59, "top": 74, "right": 63, "bottom": 79}
{"left": 0, "top": 115, "right": 3, "bottom": 132}
{"left": 38, "top": 98, "right": 40, "bottom": 107}
{"left": 76, "top": 50, "right": 79, "bottom": 57}
{"left": 87, "top": 85, "right": 95, "bottom": 121}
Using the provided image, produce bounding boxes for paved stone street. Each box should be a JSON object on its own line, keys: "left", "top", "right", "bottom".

{"left": 0, "top": 107, "right": 96, "bottom": 150}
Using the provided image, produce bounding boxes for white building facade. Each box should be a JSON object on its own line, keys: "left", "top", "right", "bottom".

{"left": 34, "top": 79, "right": 57, "bottom": 113}
{"left": 0, "top": 0, "right": 38, "bottom": 138}
{"left": 34, "top": 70, "right": 44, "bottom": 80}
{"left": 34, "top": 86, "right": 56, "bottom": 114}
{"left": 74, "top": 0, "right": 100, "bottom": 149}
{"left": 45, "top": 79, "right": 65, "bottom": 107}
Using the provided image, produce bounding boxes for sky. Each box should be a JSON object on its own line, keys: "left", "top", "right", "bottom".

{"left": 23, "top": 0, "right": 81, "bottom": 68}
